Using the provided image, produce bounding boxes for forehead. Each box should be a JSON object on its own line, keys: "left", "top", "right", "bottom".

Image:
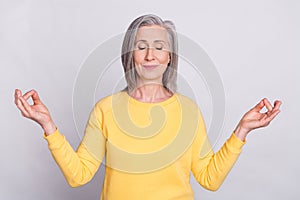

{"left": 135, "top": 25, "right": 168, "bottom": 42}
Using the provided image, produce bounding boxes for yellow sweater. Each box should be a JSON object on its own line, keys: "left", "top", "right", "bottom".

{"left": 45, "top": 92, "right": 245, "bottom": 200}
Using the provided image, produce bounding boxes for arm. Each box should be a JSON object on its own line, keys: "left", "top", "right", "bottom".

{"left": 14, "top": 89, "right": 105, "bottom": 187}
{"left": 192, "top": 98, "right": 281, "bottom": 191}
{"left": 44, "top": 105, "right": 106, "bottom": 187}
{"left": 191, "top": 115, "right": 245, "bottom": 191}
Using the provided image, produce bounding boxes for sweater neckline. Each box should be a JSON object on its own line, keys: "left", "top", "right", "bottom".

{"left": 121, "top": 91, "right": 178, "bottom": 107}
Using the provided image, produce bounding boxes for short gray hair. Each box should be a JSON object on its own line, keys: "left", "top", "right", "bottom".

{"left": 121, "top": 14, "right": 178, "bottom": 93}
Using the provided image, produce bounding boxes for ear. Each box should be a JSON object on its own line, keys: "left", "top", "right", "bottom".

{"left": 168, "top": 54, "right": 171, "bottom": 66}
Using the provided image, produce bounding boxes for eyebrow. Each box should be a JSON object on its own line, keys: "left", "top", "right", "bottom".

{"left": 134, "top": 40, "right": 168, "bottom": 44}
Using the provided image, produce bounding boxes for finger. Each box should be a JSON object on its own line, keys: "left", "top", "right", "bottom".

{"left": 14, "top": 89, "right": 22, "bottom": 105}
{"left": 263, "top": 98, "right": 273, "bottom": 112}
{"left": 15, "top": 90, "right": 25, "bottom": 109}
{"left": 16, "top": 97, "right": 30, "bottom": 117}
{"left": 271, "top": 109, "right": 280, "bottom": 117}
{"left": 273, "top": 100, "right": 282, "bottom": 110}
{"left": 23, "top": 89, "right": 42, "bottom": 104}
{"left": 252, "top": 99, "right": 265, "bottom": 112}
{"left": 31, "top": 90, "right": 42, "bottom": 104}
{"left": 18, "top": 106, "right": 29, "bottom": 118}
{"left": 19, "top": 96, "right": 32, "bottom": 117}
{"left": 15, "top": 97, "right": 24, "bottom": 111}
{"left": 267, "top": 110, "right": 280, "bottom": 122}
{"left": 23, "top": 90, "right": 36, "bottom": 101}
{"left": 15, "top": 89, "right": 22, "bottom": 97}
{"left": 15, "top": 97, "right": 23, "bottom": 109}
{"left": 264, "top": 109, "right": 281, "bottom": 124}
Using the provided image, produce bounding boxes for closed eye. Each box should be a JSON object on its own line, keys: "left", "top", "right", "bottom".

{"left": 138, "top": 46, "right": 147, "bottom": 50}
{"left": 154, "top": 42, "right": 166, "bottom": 51}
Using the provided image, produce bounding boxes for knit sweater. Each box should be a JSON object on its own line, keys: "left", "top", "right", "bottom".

{"left": 45, "top": 92, "right": 245, "bottom": 200}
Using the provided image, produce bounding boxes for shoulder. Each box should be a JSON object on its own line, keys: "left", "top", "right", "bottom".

{"left": 175, "top": 93, "right": 206, "bottom": 130}
{"left": 93, "top": 91, "right": 126, "bottom": 114}
{"left": 175, "top": 93, "right": 200, "bottom": 111}
{"left": 175, "top": 93, "right": 207, "bottom": 122}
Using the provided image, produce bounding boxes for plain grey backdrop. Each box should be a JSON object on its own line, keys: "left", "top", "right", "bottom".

{"left": 1, "top": 0, "right": 299, "bottom": 199}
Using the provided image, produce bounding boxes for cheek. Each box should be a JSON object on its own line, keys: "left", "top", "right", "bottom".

{"left": 133, "top": 52, "right": 143, "bottom": 64}
{"left": 158, "top": 53, "right": 170, "bottom": 64}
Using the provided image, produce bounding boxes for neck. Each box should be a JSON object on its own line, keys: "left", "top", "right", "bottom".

{"left": 129, "top": 83, "right": 173, "bottom": 103}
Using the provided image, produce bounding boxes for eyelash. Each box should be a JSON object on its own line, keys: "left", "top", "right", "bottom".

{"left": 137, "top": 46, "right": 164, "bottom": 51}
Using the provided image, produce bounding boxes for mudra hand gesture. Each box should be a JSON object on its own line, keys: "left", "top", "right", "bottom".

{"left": 14, "top": 89, "right": 56, "bottom": 135}
{"left": 234, "top": 98, "right": 282, "bottom": 141}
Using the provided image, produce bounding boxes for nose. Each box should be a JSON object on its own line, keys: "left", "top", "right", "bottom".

{"left": 145, "top": 47, "right": 155, "bottom": 61}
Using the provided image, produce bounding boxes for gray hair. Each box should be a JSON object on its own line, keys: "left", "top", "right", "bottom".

{"left": 121, "top": 14, "right": 178, "bottom": 93}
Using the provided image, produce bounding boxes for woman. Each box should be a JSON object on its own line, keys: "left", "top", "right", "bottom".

{"left": 15, "top": 14, "right": 281, "bottom": 200}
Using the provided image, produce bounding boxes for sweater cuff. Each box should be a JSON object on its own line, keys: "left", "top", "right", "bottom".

{"left": 226, "top": 132, "right": 246, "bottom": 154}
{"left": 43, "top": 128, "right": 65, "bottom": 149}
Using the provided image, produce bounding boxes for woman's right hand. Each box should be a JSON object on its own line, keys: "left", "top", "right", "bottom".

{"left": 14, "top": 89, "right": 56, "bottom": 136}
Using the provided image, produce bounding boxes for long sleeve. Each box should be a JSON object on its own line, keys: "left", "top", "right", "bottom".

{"left": 43, "top": 92, "right": 246, "bottom": 199}
{"left": 191, "top": 113, "right": 245, "bottom": 191}
{"left": 44, "top": 106, "right": 106, "bottom": 187}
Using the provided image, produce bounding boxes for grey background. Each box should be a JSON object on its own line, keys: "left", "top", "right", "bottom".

{"left": 1, "top": 0, "right": 299, "bottom": 199}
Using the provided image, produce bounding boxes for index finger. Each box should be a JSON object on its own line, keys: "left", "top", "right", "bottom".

{"left": 23, "top": 90, "right": 36, "bottom": 100}
{"left": 263, "top": 98, "right": 273, "bottom": 112}
{"left": 252, "top": 99, "right": 265, "bottom": 112}
{"left": 22, "top": 89, "right": 42, "bottom": 104}
{"left": 31, "top": 90, "right": 42, "bottom": 104}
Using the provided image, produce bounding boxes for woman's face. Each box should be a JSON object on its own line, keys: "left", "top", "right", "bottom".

{"left": 133, "top": 25, "right": 170, "bottom": 86}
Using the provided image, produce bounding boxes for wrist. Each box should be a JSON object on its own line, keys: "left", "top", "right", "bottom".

{"left": 42, "top": 120, "right": 57, "bottom": 136}
{"left": 234, "top": 125, "right": 249, "bottom": 142}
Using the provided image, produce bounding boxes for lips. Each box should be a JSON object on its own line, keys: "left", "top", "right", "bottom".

{"left": 142, "top": 65, "right": 159, "bottom": 70}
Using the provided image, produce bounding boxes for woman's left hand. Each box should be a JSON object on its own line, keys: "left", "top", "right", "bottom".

{"left": 234, "top": 98, "right": 282, "bottom": 141}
